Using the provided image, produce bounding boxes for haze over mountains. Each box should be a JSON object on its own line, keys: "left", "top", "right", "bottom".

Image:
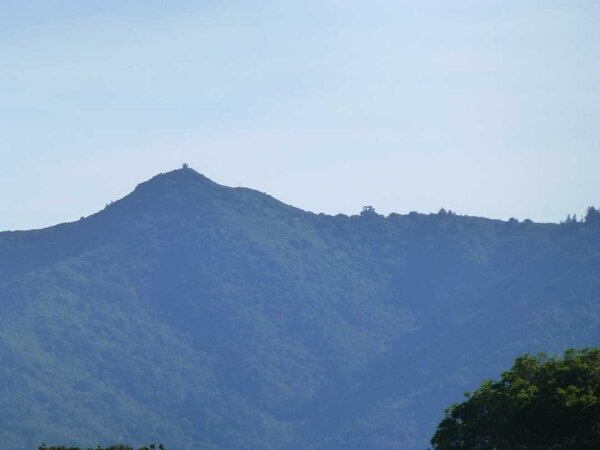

{"left": 1, "top": 168, "right": 599, "bottom": 450}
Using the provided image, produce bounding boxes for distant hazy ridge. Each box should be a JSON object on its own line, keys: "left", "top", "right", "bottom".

{"left": 1, "top": 168, "right": 599, "bottom": 449}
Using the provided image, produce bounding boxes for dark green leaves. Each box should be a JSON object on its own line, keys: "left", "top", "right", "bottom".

{"left": 38, "top": 445, "right": 166, "bottom": 450}
{"left": 431, "top": 349, "right": 600, "bottom": 449}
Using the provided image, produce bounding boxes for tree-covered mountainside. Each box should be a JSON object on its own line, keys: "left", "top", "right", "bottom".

{"left": 1, "top": 168, "right": 599, "bottom": 450}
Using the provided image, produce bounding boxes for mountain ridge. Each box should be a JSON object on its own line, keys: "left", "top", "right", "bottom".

{"left": 2, "top": 167, "right": 561, "bottom": 239}
{"left": 0, "top": 168, "right": 599, "bottom": 449}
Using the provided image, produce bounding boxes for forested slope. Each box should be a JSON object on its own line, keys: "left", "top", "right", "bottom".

{"left": 1, "top": 168, "right": 599, "bottom": 449}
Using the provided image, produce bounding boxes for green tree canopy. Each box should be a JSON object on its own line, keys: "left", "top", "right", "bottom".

{"left": 431, "top": 348, "right": 600, "bottom": 450}
{"left": 39, "top": 445, "right": 165, "bottom": 450}
{"left": 585, "top": 206, "right": 600, "bottom": 224}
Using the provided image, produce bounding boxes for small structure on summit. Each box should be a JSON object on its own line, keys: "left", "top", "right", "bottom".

{"left": 182, "top": 163, "right": 189, "bottom": 169}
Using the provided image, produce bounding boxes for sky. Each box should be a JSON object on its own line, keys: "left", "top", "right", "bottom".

{"left": 1, "top": 0, "right": 599, "bottom": 230}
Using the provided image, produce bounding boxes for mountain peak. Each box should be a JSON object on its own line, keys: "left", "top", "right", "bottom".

{"left": 151, "top": 165, "right": 211, "bottom": 182}
{"left": 133, "top": 166, "right": 220, "bottom": 195}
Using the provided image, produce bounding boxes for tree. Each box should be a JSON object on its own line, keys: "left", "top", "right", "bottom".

{"left": 585, "top": 206, "right": 600, "bottom": 224}
{"left": 360, "top": 205, "right": 377, "bottom": 216}
{"left": 430, "top": 348, "right": 600, "bottom": 449}
{"left": 38, "top": 445, "right": 166, "bottom": 450}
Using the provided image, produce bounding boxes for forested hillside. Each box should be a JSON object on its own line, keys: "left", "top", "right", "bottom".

{"left": 1, "top": 168, "right": 599, "bottom": 449}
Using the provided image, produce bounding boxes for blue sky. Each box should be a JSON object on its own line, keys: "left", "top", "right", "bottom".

{"left": 1, "top": 0, "right": 599, "bottom": 230}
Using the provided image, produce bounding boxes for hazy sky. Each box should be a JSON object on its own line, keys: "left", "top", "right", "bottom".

{"left": 1, "top": 0, "right": 599, "bottom": 230}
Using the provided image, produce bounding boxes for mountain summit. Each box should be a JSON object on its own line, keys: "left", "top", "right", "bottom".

{"left": 1, "top": 170, "right": 599, "bottom": 449}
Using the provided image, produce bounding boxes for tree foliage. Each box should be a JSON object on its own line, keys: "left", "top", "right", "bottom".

{"left": 585, "top": 206, "right": 600, "bottom": 224}
{"left": 39, "top": 445, "right": 165, "bottom": 450}
{"left": 431, "top": 348, "right": 600, "bottom": 449}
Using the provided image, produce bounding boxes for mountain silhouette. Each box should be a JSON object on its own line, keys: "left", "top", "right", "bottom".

{"left": 1, "top": 168, "right": 599, "bottom": 449}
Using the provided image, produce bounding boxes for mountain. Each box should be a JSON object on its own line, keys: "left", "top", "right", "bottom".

{"left": 1, "top": 167, "right": 599, "bottom": 450}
